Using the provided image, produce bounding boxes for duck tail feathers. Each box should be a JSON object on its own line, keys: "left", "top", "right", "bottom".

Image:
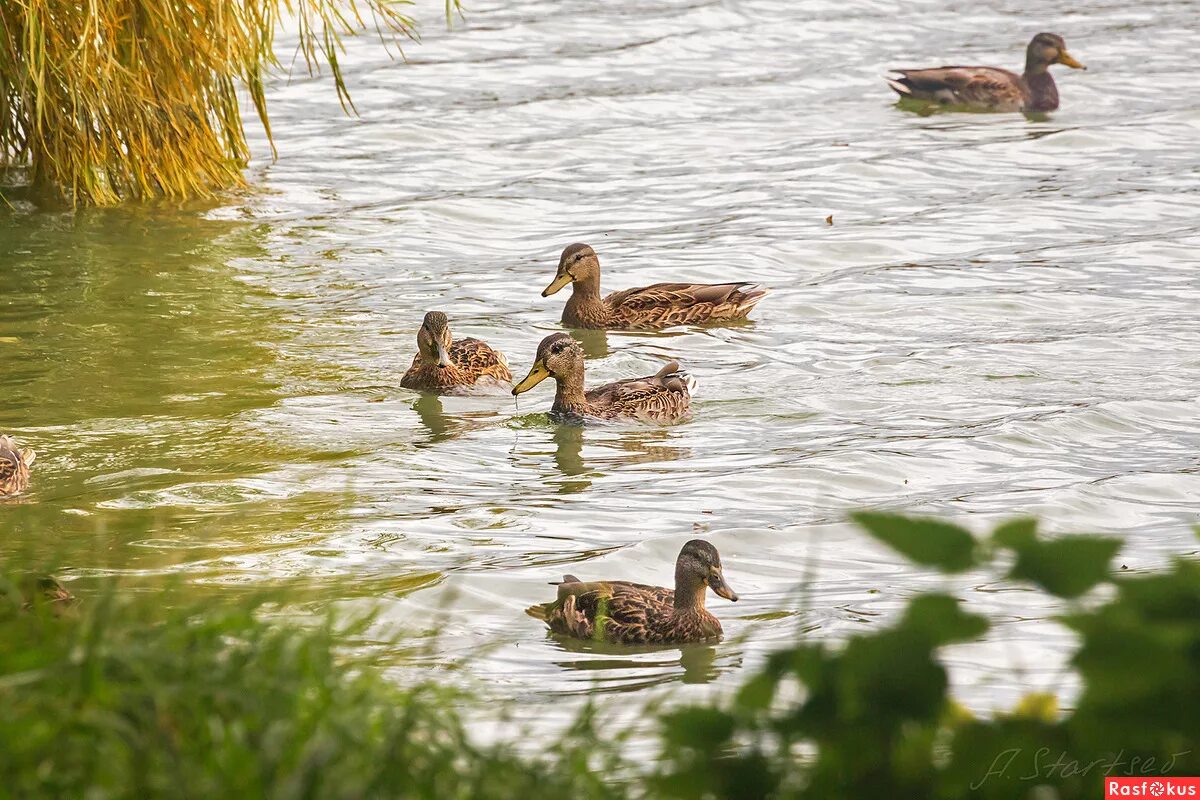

{"left": 736, "top": 284, "right": 768, "bottom": 313}
{"left": 886, "top": 73, "right": 914, "bottom": 96}
{"left": 683, "top": 372, "right": 698, "bottom": 396}
{"left": 654, "top": 360, "right": 681, "bottom": 379}
{"left": 654, "top": 360, "right": 697, "bottom": 397}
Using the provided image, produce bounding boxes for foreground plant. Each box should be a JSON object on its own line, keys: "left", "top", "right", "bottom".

{"left": 0, "top": 578, "right": 623, "bottom": 799}
{"left": 1, "top": 514, "right": 1196, "bottom": 799}
{"left": 0, "top": 1, "right": 453, "bottom": 206}
{"left": 653, "top": 515, "right": 1200, "bottom": 799}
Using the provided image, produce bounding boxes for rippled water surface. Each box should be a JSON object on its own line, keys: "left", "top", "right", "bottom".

{"left": 3, "top": 0, "right": 1199, "bottom": 729}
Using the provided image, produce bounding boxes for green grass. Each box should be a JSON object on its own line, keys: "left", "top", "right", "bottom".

{"left": 0, "top": 581, "right": 622, "bottom": 800}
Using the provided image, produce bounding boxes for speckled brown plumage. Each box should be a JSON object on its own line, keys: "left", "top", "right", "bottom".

{"left": 400, "top": 311, "right": 511, "bottom": 394}
{"left": 1, "top": 576, "right": 75, "bottom": 618}
{"left": 887, "top": 33, "right": 1085, "bottom": 113}
{"left": 0, "top": 436, "right": 35, "bottom": 498}
{"left": 543, "top": 243, "right": 767, "bottom": 330}
{"left": 525, "top": 540, "right": 738, "bottom": 645}
{"left": 512, "top": 333, "right": 694, "bottom": 424}
{"left": 12, "top": 576, "right": 77, "bottom": 613}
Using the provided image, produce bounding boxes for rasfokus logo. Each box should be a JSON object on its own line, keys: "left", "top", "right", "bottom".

{"left": 1107, "top": 778, "right": 1200, "bottom": 798}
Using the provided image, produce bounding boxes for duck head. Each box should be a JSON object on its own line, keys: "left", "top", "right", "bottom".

{"left": 1026, "top": 32, "right": 1085, "bottom": 72}
{"left": 417, "top": 311, "right": 453, "bottom": 369}
{"left": 512, "top": 333, "right": 584, "bottom": 395}
{"left": 676, "top": 539, "right": 738, "bottom": 604}
{"left": 543, "top": 243, "right": 601, "bottom": 296}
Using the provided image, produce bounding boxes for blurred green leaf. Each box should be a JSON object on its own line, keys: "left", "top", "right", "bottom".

{"left": 852, "top": 512, "right": 977, "bottom": 573}
{"left": 940, "top": 718, "right": 1070, "bottom": 800}
{"left": 991, "top": 517, "right": 1037, "bottom": 548}
{"left": 661, "top": 707, "right": 735, "bottom": 749}
{"left": 838, "top": 630, "right": 947, "bottom": 724}
{"left": 1005, "top": 535, "right": 1121, "bottom": 599}
{"left": 714, "top": 753, "right": 778, "bottom": 800}
{"left": 1009, "top": 691, "right": 1059, "bottom": 721}
{"left": 901, "top": 594, "right": 989, "bottom": 646}
{"left": 735, "top": 671, "right": 778, "bottom": 712}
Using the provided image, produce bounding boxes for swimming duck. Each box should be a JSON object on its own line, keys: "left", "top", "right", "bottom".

{"left": 1, "top": 575, "right": 75, "bottom": 616}
{"left": 0, "top": 436, "right": 34, "bottom": 497}
{"left": 526, "top": 539, "right": 738, "bottom": 644}
{"left": 400, "top": 311, "right": 512, "bottom": 393}
{"left": 31, "top": 576, "right": 75, "bottom": 606}
{"left": 543, "top": 243, "right": 767, "bottom": 329}
{"left": 887, "top": 33, "right": 1086, "bottom": 113}
{"left": 512, "top": 333, "right": 694, "bottom": 423}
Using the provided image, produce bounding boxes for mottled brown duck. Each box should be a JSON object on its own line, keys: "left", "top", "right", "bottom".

{"left": 542, "top": 243, "right": 767, "bottom": 330}
{"left": 400, "top": 311, "right": 512, "bottom": 394}
{"left": 0, "top": 436, "right": 35, "bottom": 498}
{"left": 0, "top": 575, "right": 75, "bottom": 618}
{"left": 526, "top": 539, "right": 738, "bottom": 644}
{"left": 511, "top": 333, "right": 694, "bottom": 424}
{"left": 887, "top": 33, "right": 1086, "bottom": 113}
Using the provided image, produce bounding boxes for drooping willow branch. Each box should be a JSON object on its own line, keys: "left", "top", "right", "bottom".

{"left": 0, "top": 1, "right": 454, "bottom": 205}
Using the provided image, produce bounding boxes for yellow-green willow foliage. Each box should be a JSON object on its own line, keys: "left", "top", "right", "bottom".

{"left": 0, "top": 1, "right": 442, "bottom": 205}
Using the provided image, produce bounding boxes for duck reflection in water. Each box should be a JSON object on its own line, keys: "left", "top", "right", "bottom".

{"left": 551, "top": 425, "right": 590, "bottom": 494}
{"left": 412, "top": 394, "right": 458, "bottom": 444}
{"left": 413, "top": 394, "right": 514, "bottom": 448}
{"left": 548, "top": 426, "right": 692, "bottom": 495}
{"left": 570, "top": 327, "right": 692, "bottom": 362}
{"left": 679, "top": 643, "right": 720, "bottom": 684}
{"left": 547, "top": 640, "right": 723, "bottom": 688}
{"left": 570, "top": 327, "right": 611, "bottom": 359}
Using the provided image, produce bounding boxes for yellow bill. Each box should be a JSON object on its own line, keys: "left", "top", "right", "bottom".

{"left": 708, "top": 568, "right": 738, "bottom": 602}
{"left": 541, "top": 273, "right": 572, "bottom": 297}
{"left": 435, "top": 340, "right": 451, "bottom": 368}
{"left": 1057, "top": 50, "right": 1086, "bottom": 69}
{"left": 512, "top": 359, "right": 552, "bottom": 395}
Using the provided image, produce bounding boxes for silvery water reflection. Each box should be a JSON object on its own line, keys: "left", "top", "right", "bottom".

{"left": 1, "top": 0, "right": 1199, "bottom": 743}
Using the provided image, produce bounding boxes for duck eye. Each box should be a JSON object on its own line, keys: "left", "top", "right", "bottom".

{"left": 574, "top": 254, "right": 583, "bottom": 262}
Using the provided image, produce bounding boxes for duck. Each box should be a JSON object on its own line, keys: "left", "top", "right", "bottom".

{"left": 525, "top": 539, "right": 738, "bottom": 644}
{"left": 400, "top": 311, "right": 512, "bottom": 393}
{"left": 542, "top": 243, "right": 767, "bottom": 330}
{"left": 0, "top": 436, "right": 35, "bottom": 497}
{"left": 886, "top": 33, "right": 1086, "bottom": 113}
{"left": 1, "top": 575, "right": 75, "bottom": 616}
{"left": 512, "top": 333, "right": 694, "bottom": 423}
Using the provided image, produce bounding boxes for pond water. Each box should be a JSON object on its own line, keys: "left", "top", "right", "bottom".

{"left": 2, "top": 0, "right": 1199, "bottom": 732}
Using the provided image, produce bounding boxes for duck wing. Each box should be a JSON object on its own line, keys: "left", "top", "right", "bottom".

{"left": 529, "top": 580, "right": 676, "bottom": 643}
{"left": 584, "top": 362, "right": 695, "bottom": 422}
{"left": 886, "top": 66, "right": 1025, "bottom": 110}
{"left": 0, "top": 446, "right": 19, "bottom": 485}
{"left": 451, "top": 337, "right": 512, "bottom": 382}
{"left": 605, "top": 282, "right": 767, "bottom": 328}
{"left": 0, "top": 436, "right": 31, "bottom": 496}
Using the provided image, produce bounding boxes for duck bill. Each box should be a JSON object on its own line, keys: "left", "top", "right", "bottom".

{"left": 435, "top": 341, "right": 452, "bottom": 369}
{"left": 709, "top": 570, "right": 738, "bottom": 602}
{"left": 1057, "top": 50, "right": 1086, "bottom": 69}
{"left": 512, "top": 359, "right": 552, "bottom": 395}
{"left": 542, "top": 273, "right": 572, "bottom": 297}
